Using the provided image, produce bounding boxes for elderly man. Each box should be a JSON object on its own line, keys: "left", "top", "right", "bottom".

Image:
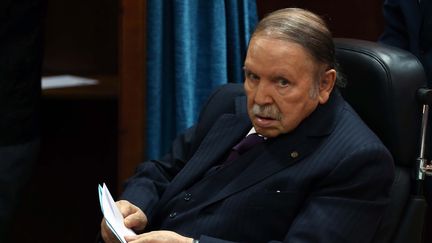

{"left": 101, "top": 8, "right": 394, "bottom": 243}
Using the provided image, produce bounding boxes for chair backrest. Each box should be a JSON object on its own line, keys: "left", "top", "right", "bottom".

{"left": 334, "top": 38, "right": 428, "bottom": 243}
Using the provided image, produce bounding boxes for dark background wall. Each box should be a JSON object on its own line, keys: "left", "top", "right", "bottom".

{"left": 256, "top": 0, "right": 385, "bottom": 41}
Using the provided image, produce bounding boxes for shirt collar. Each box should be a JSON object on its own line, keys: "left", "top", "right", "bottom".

{"left": 247, "top": 127, "right": 268, "bottom": 140}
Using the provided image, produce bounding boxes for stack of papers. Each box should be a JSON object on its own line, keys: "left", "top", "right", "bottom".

{"left": 98, "top": 183, "right": 136, "bottom": 243}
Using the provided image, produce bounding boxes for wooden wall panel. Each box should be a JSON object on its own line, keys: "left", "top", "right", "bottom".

{"left": 118, "top": 0, "right": 147, "bottom": 192}
{"left": 43, "top": 0, "right": 118, "bottom": 75}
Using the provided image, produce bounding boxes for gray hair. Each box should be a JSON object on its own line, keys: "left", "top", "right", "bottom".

{"left": 251, "top": 8, "right": 345, "bottom": 87}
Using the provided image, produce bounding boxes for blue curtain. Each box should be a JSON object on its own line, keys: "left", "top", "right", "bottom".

{"left": 146, "top": 0, "right": 258, "bottom": 159}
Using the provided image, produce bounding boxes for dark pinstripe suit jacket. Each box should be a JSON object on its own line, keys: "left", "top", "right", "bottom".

{"left": 121, "top": 84, "right": 394, "bottom": 243}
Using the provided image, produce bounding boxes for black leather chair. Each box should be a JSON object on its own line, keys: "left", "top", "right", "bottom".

{"left": 334, "top": 38, "right": 428, "bottom": 243}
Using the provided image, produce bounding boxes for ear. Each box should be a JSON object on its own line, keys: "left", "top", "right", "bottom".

{"left": 318, "top": 69, "right": 336, "bottom": 104}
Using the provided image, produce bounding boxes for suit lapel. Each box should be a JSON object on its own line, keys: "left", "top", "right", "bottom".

{"left": 158, "top": 111, "right": 251, "bottom": 205}
{"left": 200, "top": 124, "right": 324, "bottom": 207}
{"left": 199, "top": 90, "right": 343, "bottom": 207}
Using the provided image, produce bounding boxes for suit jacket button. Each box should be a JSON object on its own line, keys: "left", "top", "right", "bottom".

{"left": 184, "top": 193, "right": 192, "bottom": 201}
{"left": 169, "top": 212, "right": 177, "bottom": 218}
{"left": 290, "top": 151, "right": 299, "bottom": 158}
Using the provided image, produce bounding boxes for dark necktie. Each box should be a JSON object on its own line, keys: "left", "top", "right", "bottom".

{"left": 224, "top": 133, "right": 265, "bottom": 163}
{"left": 203, "top": 133, "right": 265, "bottom": 177}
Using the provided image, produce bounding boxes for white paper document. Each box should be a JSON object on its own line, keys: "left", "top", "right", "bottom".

{"left": 42, "top": 75, "right": 98, "bottom": 90}
{"left": 98, "top": 183, "right": 136, "bottom": 243}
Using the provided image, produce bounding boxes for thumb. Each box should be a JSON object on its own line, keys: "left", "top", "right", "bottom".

{"left": 124, "top": 213, "right": 146, "bottom": 231}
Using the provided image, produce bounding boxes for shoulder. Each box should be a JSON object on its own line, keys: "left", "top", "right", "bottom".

{"left": 336, "top": 101, "right": 384, "bottom": 146}
{"left": 188, "top": 83, "right": 246, "bottom": 152}
{"left": 199, "top": 83, "right": 245, "bottom": 116}
{"left": 326, "top": 100, "right": 395, "bottom": 181}
{"left": 196, "top": 83, "right": 246, "bottom": 130}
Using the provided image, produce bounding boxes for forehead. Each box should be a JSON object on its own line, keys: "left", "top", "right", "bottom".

{"left": 245, "top": 37, "right": 317, "bottom": 74}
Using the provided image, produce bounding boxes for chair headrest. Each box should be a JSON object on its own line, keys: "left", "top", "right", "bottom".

{"left": 335, "top": 38, "right": 427, "bottom": 167}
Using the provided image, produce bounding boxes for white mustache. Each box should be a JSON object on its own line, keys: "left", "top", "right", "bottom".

{"left": 252, "top": 104, "right": 282, "bottom": 121}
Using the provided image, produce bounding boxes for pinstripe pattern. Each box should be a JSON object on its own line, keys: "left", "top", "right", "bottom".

{"left": 122, "top": 85, "right": 394, "bottom": 243}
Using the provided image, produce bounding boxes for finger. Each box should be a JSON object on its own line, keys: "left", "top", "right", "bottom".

{"left": 101, "top": 219, "right": 109, "bottom": 239}
{"left": 124, "top": 235, "right": 138, "bottom": 242}
{"left": 125, "top": 233, "right": 152, "bottom": 243}
{"left": 124, "top": 212, "right": 147, "bottom": 230}
{"left": 115, "top": 200, "right": 148, "bottom": 231}
{"left": 116, "top": 200, "right": 135, "bottom": 217}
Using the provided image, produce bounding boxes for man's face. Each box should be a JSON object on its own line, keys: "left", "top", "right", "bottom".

{"left": 244, "top": 37, "right": 335, "bottom": 138}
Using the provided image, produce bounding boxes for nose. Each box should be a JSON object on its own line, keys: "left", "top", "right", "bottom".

{"left": 253, "top": 81, "right": 273, "bottom": 105}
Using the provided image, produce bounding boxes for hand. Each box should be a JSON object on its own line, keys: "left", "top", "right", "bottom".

{"left": 101, "top": 200, "right": 148, "bottom": 243}
{"left": 101, "top": 219, "right": 120, "bottom": 243}
{"left": 125, "top": 230, "right": 193, "bottom": 243}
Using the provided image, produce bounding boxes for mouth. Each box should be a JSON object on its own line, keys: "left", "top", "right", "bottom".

{"left": 254, "top": 115, "right": 277, "bottom": 127}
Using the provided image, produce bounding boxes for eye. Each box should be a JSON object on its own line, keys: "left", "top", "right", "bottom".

{"left": 244, "top": 69, "right": 259, "bottom": 82}
{"left": 249, "top": 73, "right": 259, "bottom": 81}
{"left": 277, "top": 78, "right": 290, "bottom": 87}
